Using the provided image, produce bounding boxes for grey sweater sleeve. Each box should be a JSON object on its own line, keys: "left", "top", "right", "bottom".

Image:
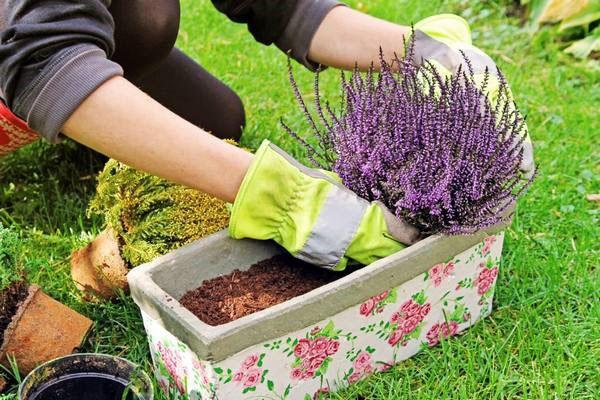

{"left": 213, "top": 0, "right": 345, "bottom": 71}
{"left": 0, "top": 0, "right": 123, "bottom": 143}
{"left": 275, "top": 0, "right": 345, "bottom": 70}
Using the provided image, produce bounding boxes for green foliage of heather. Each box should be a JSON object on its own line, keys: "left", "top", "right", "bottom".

{"left": 88, "top": 159, "right": 230, "bottom": 267}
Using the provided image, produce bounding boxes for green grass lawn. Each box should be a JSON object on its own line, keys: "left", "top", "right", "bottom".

{"left": 1, "top": 0, "right": 599, "bottom": 398}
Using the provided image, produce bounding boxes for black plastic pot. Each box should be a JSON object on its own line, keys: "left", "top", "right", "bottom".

{"left": 18, "top": 354, "right": 153, "bottom": 400}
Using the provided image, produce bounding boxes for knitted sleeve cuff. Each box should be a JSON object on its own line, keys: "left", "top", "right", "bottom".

{"left": 275, "top": 0, "right": 346, "bottom": 71}
{"left": 13, "top": 43, "right": 123, "bottom": 143}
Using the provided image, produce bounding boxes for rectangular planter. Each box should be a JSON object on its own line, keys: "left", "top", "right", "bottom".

{"left": 128, "top": 226, "right": 505, "bottom": 400}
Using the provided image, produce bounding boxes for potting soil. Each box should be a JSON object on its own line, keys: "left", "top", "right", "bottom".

{"left": 179, "top": 254, "right": 352, "bottom": 326}
{"left": 28, "top": 372, "right": 134, "bottom": 400}
{"left": 0, "top": 281, "right": 29, "bottom": 344}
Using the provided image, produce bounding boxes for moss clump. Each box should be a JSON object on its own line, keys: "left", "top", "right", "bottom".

{"left": 88, "top": 160, "right": 230, "bottom": 267}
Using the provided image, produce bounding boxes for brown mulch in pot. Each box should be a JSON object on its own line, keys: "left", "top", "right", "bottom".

{"left": 179, "top": 254, "right": 353, "bottom": 326}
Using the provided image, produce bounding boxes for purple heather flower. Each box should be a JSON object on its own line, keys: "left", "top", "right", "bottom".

{"left": 282, "top": 44, "right": 534, "bottom": 235}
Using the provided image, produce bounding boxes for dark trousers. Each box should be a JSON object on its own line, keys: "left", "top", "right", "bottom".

{"left": 109, "top": 0, "right": 245, "bottom": 141}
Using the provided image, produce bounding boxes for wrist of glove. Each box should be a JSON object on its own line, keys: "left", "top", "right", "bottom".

{"left": 229, "top": 140, "right": 419, "bottom": 270}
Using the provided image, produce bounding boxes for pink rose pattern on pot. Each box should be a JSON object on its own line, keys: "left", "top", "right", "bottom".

{"left": 242, "top": 354, "right": 259, "bottom": 369}
{"left": 233, "top": 354, "right": 264, "bottom": 388}
{"left": 291, "top": 335, "right": 340, "bottom": 380}
{"left": 375, "top": 290, "right": 390, "bottom": 302}
{"left": 359, "top": 297, "right": 376, "bottom": 316}
{"left": 347, "top": 371, "right": 362, "bottom": 383}
{"left": 294, "top": 338, "right": 311, "bottom": 358}
{"left": 346, "top": 351, "right": 374, "bottom": 384}
{"left": 400, "top": 315, "right": 421, "bottom": 334}
{"left": 475, "top": 263, "right": 499, "bottom": 295}
{"left": 387, "top": 327, "right": 404, "bottom": 347}
{"left": 157, "top": 341, "right": 187, "bottom": 395}
{"left": 232, "top": 371, "right": 245, "bottom": 382}
{"left": 313, "top": 387, "right": 330, "bottom": 399}
{"left": 354, "top": 352, "right": 373, "bottom": 372}
{"left": 426, "top": 321, "right": 459, "bottom": 347}
{"left": 481, "top": 235, "right": 496, "bottom": 257}
{"left": 191, "top": 358, "right": 211, "bottom": 387}
{"left": 376, "top": 361, "right": 394, "bottom": 372}
{"left": 429, "top": 261, "right": 455, "bottom": 287}
{"left": 359, "top": 289, "right": 393, "bottom": 317}
{"left": 243, "top": 368, "right": 262, "bottom": 387}
{"left": 311, "top": 337, "right": 330, "bottom": 357}
{"left": 420, "top": 303, "right": 432, "bottom": 318}
{"left": 145, "top": 234, "right": 502, "bottom": 400}
{"left": 386, "top": 296, "right": 431, "bottom": 347}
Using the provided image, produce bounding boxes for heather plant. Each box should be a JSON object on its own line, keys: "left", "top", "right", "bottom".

{"left": 283, "top": 48, "right": 534, "bottom": 235}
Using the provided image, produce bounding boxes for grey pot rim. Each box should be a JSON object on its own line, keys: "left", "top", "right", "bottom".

{"left": 17, "top": 353, "right": 153, "bottom": 400}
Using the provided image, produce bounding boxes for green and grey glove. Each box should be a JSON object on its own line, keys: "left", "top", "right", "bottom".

{"left": 414, "top": 14, "right": 535, "bottom": 178}
{"left": 229, "top": 140, "right": 419, "bottom": 270}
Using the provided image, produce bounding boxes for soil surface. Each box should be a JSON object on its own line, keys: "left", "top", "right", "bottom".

{"left": 180, "top": 254, "right": 352, "bottom": 326}
{"left": 28, "top": 374, "right": 133, "bottom": 400}
{"left": 0, "top": 281, "right": 29, "bottom": 344}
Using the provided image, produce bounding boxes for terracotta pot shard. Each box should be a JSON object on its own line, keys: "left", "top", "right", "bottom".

{"left": 0, "top": 285, "right": 93, "bottom": 375}
{"left": 71, "top": 228, "right": 129, "bottom": 299}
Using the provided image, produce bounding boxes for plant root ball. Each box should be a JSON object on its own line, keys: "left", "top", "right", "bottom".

{"left": 70, "top": 228, "right": 129, "bottom": 299}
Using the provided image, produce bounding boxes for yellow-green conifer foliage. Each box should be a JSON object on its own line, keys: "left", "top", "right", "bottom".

{"left": 88, "top": 160, "right": 230, "bottom": 267}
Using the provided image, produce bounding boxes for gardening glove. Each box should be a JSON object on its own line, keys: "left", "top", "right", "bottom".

{"left": 413, "top": 14, "right": 535, "bottom": 179}
{"left": 229, "top": 140, "right": 419, "bottom": 270}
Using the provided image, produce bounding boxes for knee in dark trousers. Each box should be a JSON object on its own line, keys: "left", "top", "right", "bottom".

{"left": 215, "top": 86, "right": 245, "bottom": 141}
{"left": 137, "top": 48, "right": 246, "bottom": 141}
{"left": 109, "top": 0, "right": 245, "bottom": 141}
{"left": 109, "top": 0, "right": 181, "bottom": 80}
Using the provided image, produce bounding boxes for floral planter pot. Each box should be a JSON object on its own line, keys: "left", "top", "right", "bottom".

{"left": 128, "top": 228, "right": 505, "bottom": 400}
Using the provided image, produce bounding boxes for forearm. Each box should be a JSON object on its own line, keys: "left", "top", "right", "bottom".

{"left": 63, "top": 77, "right": 252, "bottom": 203}
{"left": 308, "top": 6, "right": 410, "bottom": 70}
